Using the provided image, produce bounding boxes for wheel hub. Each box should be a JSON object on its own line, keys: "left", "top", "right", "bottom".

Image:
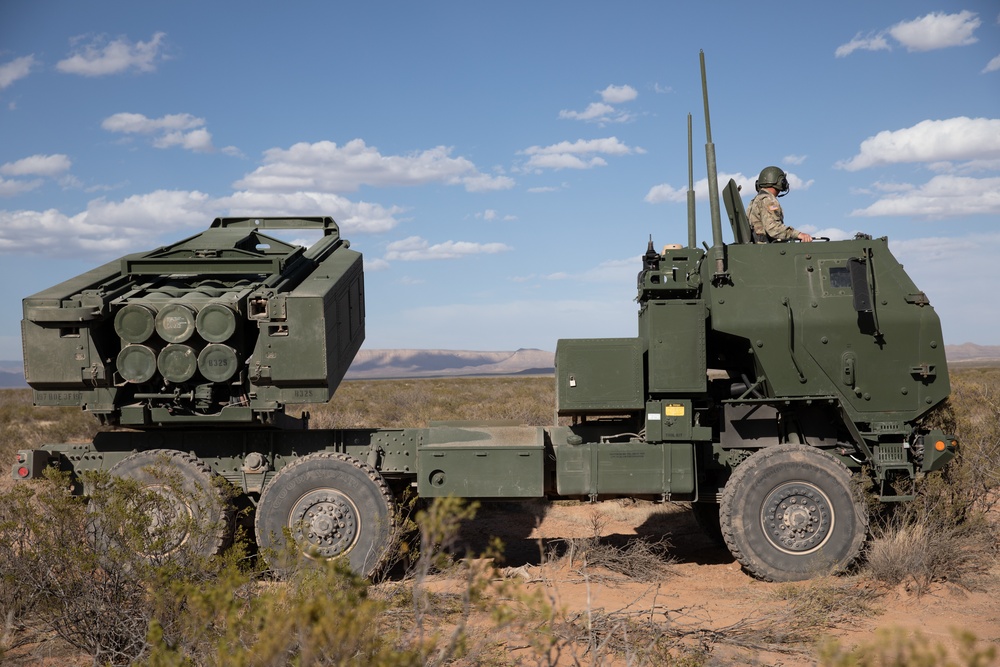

{"left": 290, "top": 490, "right": 359, "bottom": 559}
{"left": 760, "top": 482, "right": 834, "bottom": 555}
{"left": 135, "top": 486, "right": 191, "bottom": 556}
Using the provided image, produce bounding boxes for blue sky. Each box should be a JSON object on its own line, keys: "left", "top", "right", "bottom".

{"left": 1, "top": 1, "right": 998, "bottom": 360}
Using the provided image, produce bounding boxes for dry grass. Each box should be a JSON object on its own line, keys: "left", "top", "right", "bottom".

{"left": 3, "top": 370, "right": 1000, "bottom": 665}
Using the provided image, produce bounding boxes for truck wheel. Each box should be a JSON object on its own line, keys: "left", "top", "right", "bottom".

{"left": 719, "top": 444, "right": 867, "bottom": 582}
{"left": 255, "top": 452, "right": 396, "bottom": 578}
{"left": 96, "top": 449, "right": 233, "bottom": 562}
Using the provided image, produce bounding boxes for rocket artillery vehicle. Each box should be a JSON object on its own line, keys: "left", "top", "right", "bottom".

{"left": 12, "top": 53, "right": 957, "bottom": 582}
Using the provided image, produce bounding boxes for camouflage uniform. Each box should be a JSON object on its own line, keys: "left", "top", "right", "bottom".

{"left": 746, "top": 190, "right": 800, "bottom": 242}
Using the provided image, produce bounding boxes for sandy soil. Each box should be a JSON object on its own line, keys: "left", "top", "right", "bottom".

{"left": 446, "top": 499, "right": 1000, "bottom": 665}
{"left": 6, "top": 492, "right": 997, "bottom": 665}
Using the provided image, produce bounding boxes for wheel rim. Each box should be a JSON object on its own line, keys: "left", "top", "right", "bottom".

{"left": 137, "top": 484, "right": 193, "bottom": 557}
{"left": 759, "top": 481, "right": 835, "bottom": 555}
{"left": 289, "top": 489, "right": 360, "bottom": 559}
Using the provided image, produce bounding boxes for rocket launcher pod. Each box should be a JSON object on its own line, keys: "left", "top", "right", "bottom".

{"left": 21, "top": 217, "right": 365, "bottom": 426}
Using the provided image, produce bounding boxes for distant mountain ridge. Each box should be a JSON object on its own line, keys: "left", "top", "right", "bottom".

{"left": 345, "top": 348, "right": 555, "bottom": 379}
{"left": 2, "top": 343, "right": 999, "bottom": 388}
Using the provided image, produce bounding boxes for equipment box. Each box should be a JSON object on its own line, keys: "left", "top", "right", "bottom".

{"left": 556, "top": 338, "right": 644, "bottom": 415}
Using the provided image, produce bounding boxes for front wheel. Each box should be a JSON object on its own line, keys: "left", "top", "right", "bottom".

{"left": 255, "top": 452, "right": 396, "bottom": 577}
{"left": 719, "top": 444, "right": 867, "bottom": 582}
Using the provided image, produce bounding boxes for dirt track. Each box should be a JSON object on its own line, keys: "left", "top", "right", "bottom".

{"left": 448, "top": 499, "right": 1000, "bottom": 665}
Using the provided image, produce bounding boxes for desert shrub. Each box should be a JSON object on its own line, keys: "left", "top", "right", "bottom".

{"left": 865, "top": 369, "right": 1000, "bottom": 588}
{"left": 818, "top": 626, "right": 996, "bottom": 667}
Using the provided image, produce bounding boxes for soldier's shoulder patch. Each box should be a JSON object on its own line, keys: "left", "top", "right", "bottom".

{"left": 767, "top": 204, "right": 780, "bottom": 211}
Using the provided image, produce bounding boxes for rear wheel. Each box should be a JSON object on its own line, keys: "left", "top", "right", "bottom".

{"left": 94, "top": 449, "right": 233, "bottom": 563}
{"left": 255, "top": 452, "right": 396, "bottom": 577}
{"left": 719, "top": 444, "right": 867, "bottom": 582}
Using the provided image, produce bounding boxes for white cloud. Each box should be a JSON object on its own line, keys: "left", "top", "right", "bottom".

{"left": 836, "top": 11, "right": 981, "bottom": 57}
{"left": 600, "top": 84, "right": 638, "bottom": 104}
{"left": 782, "top": 154, "right": 807, "bottom": 166}
{"left": 102, "top": 112, "right": 217, "bottom": 153}
{"left": 837, "top": 117, "right": 1000, "bottom": 171}
{"left": 0, "top": 177, "right": 43, "bottom": 197}
{"left": 983, "top": 54, "right": 1000, "bottom": 73}
{"left": 835, "top": 32, "right": 891, "bottom": 57}
{"left": 559, "top": 84, "right": 637, "bottom": 124}
{"left": 520, "top": 137, "right": 640, "bottom": 171}
{"left": 0, "top": 155, "right": 72, "bottom": 198}
{"left": 645, "top": 171, "right": 797, "bottom": 204}
{"left": 889, "top": 11, "right": 980, "bottom": 52}
{"left": 383, "top": 235, "right": 512, "bottom": 261}
{"left": 102, "top": 112, "right": 203, "bottom": 134}
{"left": 234, "top": 139, "right": 511, "bottom": 193}
{"left": 0, "top": 55, "right": 36, "bottom": 90}
{"left": 0, "top": 184, "right": 406, "bottom": 256}
{"left": 0, "top": 190, "right": 211, "bottom": 256}
{"left": 0, "top": 154, "right": 71, "bottom": 177}
{"left": 850, "top": 174, "right": 1000, "bottom": 218}
{"left": 56, "top": 32, "right": 168, "bottom": 76}
{"left": 559, "top": 102, "right": 617, "bottom": 122}
{"left": 223, "top": 191, "right": 403, "bottom": 234}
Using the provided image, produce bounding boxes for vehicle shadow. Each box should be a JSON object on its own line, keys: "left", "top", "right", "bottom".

{"left": 451, "top": 500, "right": 735, "bottom": 569}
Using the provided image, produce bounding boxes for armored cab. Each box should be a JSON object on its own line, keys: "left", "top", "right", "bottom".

{"left": 21, "top": 217, "right": 364, "bottom": 426}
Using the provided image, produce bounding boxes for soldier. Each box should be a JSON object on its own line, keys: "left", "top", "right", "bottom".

{"left": 746, "top": 166, "right": 812, "bottom": 243}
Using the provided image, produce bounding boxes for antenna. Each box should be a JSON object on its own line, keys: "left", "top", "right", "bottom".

{"left": 700, "top": 50, "right": 728, "bottom": 280}
{"left": 687, "top": 113, "right": 696, "bottom": 249}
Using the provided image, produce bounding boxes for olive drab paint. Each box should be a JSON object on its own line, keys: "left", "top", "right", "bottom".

{"left": 13, "top": 54, "right": 958, "bottom": 582}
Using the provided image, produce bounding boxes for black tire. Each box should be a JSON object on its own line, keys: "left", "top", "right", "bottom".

{"left": 95, "top": 449, "right": 233, "bottom": 562}
{"left": 719, "top": 444, "right": 867, "bottom": 582}
{"left": 691, "top": 502, "right": 725, "bottom": 546}
{"left": 255, "top": 452, "right": 396, "bottom": 577}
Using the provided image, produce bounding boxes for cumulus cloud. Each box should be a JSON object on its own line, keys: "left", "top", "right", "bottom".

{"left": 599, "top": 84, "right": 638, "bottom": 104}
{"left": 645, "top": 171, "right": 812, "bottom": 204}
{"left": 56, "top": 32, "right": 168, "bottom": 76}
{"left": 0, "top": 183, "right": 408, "bottom": 256}
{"left": 234, "top": 139, "right": 512, "bottom": 193}
{"left": 835, "top": 33, "right": 891, "bottom": 58}
{"left": 983, "top": 54, "right": 1000, "bottom": 73}
{"left": 102, "top": 112, "right": 219, "bottom": 153}
{"left": 0, "top": 154, "right": 71, "bottom": 177}
{"left": 0, "top": 190, "right": 212, "bottom": 256}
{"left": 222, "top": 190, "right": 403, "bottom": 234}
{"left": 0, "top": 154, "right": 72, "bottom": 198}
{"left": 837, "top": 117, "right": 1000, "bottom": 171}
{"left": 889, "top": 10, "right": 980, "bottom": 51}
{"left": 520, "top": 137, "right": 641, "bottom": 171}
{"left": 383, "top": 235, "right": 511, "bottom": 261}
{"left": 0, "top": 177, "right": 43, "bottom": 197}
{"left": 559, "top": 102, "right": 617, "bottom": 122}
{"left": 836, "top": 11, "right": 981, "bottom": 57}
{"left": 559, "top": 84, "right": 637, "bottom": 123}
{"left": 0, "top": 55, "right": 36, "bottom": 90}
{"left": 850, "top": 174, "right": 1000, "bottom": 218}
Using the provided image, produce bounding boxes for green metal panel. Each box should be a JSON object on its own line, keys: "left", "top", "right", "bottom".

{"left": 416, "top": 425, "right": 545, "bottom": 498}
{"left": 640, "top": 300, "right": 706, "bottom": 394}
{"left": 710, "top": 239, "right": 949, "bottom": 425}
{"left": 554, "top": 441, "right": 695, "bottom": 496}
{"left": 556, "top": 338, "right": 644, "bottom": 415}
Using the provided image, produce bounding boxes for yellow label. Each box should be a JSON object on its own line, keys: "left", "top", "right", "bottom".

{"left": 664, "top": 404, "right": 685, "bottom": 417}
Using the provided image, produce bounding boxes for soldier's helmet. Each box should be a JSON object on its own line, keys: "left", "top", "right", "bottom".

{"left": 755, "top": 166, "right": 790, "bottom": 197}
